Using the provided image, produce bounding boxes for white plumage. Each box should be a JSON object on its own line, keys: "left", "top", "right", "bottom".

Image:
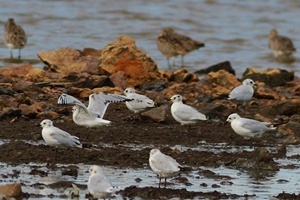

{"left": 170, "top": 94, "right": 207, "bottom": 126}
{"left": 124, "top": 87, "right": 155, "bottom": 114}
{"left": 149, "top": 148, "right": 181, "bottom": 187}
{"left": 40, "top": 119, "right": 82, "bottom": 148}
{"left": 58, "top": 93, "right": 132, "bottom": 127}
{"left": 226, "top": 113, "right": 276, "bottom": 138}
{"left": 88, "top": 165, "right": 113, "bottom": 199}
{"left": 228, "top": 79, "right": 256, "bottom": 103}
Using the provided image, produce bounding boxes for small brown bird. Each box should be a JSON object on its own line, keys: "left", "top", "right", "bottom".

{"left": 268, "top": 28, "right": 296, "bottom": 58}
{"left": 3, "top": 18, "right": 27, "bottom": 59}
{"left": 157, "top": 28, "right": 204, "bottom": 68}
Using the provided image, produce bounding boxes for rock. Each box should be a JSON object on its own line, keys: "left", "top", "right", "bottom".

{"left": 109, "top": 71, "right": 128, "bottom": 89}
{"left": 195, "top": 61, "right": 235, "bottom": 75}
{"left": 199, "top": 70, "right": 239, "bottom": 99}
{"left": 254, "top": 83, "right": 283, "bottom": 100}
{"left": 81, "top": 47, "right": 102, "bottom": 57}
{"left": 0, "top": 107, "right": 22, "bottom": 119}
{"left": 169, "top": 69, "right": 198, "bottom": 83}
{"left": 71, "top": 73, "right": 114, "bottom": 88}
{"left": 201, "top": 100, "right": 236, "bottom": 119}
{"left": 37, "top": 47, "right": 101, "bottom": 75}
{"left": 12, "top": 80, "right": 40, "bottom": 93}
{"left": 99, "top": 35, "right": 165, "bottom": 87}
{"left": 0, "top": 65, "right": 34, "bottom": 80}
{"left": 234, "top": 148, "right": 279, "bottom": 171}
{"left": 0, "top": 74, "right": 13, "bottom": 83}
{"left": 0, "top": 86, "right": 15, "bottom": 96}
{"left": 276, "top": 122, "right": 300, "bottom": 144}
{"left": 0, "top": 183, "right": 22, "bottom": 198}
{"left": 19, "top": 103, "right": 42, "bottom": 118}
{"left": 24, "top": 67, "right": 47, "bottom": 82}
{"left": 275, "top": 99, "right": 300, "bottom": 116}
{"left": 243, "top": 68, "right": 294, "bottom": 87}
{"left": 140, "top": 105, "right": 167, "bottom": 122}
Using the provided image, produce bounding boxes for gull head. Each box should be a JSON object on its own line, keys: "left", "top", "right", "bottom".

{"left": 40, "top": 119, "right": 53, "bottom": 128}
{"left": 89, "top": 165, "right": 104, "bottom": 175}
{"left": 170, "top": 94, "right": 183, "bottom": 103}
{"left": 150, "top": 148, "right": 160, "bottom": 156}
{"left": 124, "top": 87, "right": 135, "bottom": 96}
{"left": 72, "top": 105, "right": 79, "bottom": 113}
{"left": 242, "top": 79, "right": 256, "bottom": 87}
{"left": 226, "top": 113, "right": 241, "bottom": 123}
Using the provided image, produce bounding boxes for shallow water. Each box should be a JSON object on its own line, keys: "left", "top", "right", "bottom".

{"left": 1, "top": 140, "right": 300, "bottom": 199}
{"left": 0, "top": 0, "right": 300, "bottom": 77}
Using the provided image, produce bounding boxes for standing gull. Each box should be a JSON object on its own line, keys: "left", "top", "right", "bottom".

{"left": 124, "top": 87, "right": 155, "bottom": 120}
{"left": 3, "top": 18, "right": 27, "bottom": 59}
{"left": 88, "top": 165, "right": 113, "bottom": 199}
{"left": 40, "top": 119, "right": 82, "bottom": 160}
{"left": 228, "top": 79, "right": 256, "bottom": 110}
{"left": 157, "top": 28, "right": 205, "bottom": 67}
{"left": 226, "top": 113, "right": 276, "bottom": 138}
{"left": 268, "top": 29, "right": 296, "bottom": 58}
{"left": 58, "top": 93, "right": 132, "bottom": 128}
{"left": 170, "top": 94, "right": 207, "bottom": 131}
{"left": 149, "top": 149, "right": 182, "bottom": 188}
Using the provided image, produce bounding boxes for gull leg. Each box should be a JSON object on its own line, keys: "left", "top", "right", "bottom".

{"left": 172, "top": 57, "right": 175, "bottom": 67}
{"left": 164, "top": 178, "right": 167, "bottom": 188}
{"left": 181, "top": 55, "right": 184, "bottom": 67}
{"left": 18, "top": 49, "right": 21, "bottom": 59}
{"left": 167, "top": 58, "right": 171, "bottom": 68}
{"left": 10, "top": 49, "right": 13, "bottom": 59}
{"left": 158, "top": 177, "right": 161, "bottom": 188}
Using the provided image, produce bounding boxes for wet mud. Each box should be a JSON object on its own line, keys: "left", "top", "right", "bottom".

{"left": 0, "top": 103, "right": 299, "bottom": 199}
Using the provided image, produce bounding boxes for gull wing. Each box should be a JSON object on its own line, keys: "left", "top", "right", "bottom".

{"left": 88, "top": 174, "right": 112, "bottom": 194}
{"left": 151, "top": 153, "right": 180, "bottom": 173}
{"left": 87, "top": 93, "right": 132, "bottom": 118}
{"left": 57, "top": 93, "right": 87, "bottom": 108}
{"left": 51, "top": 127, "right": 81, "bottom": 147}
{"left": 240, "top": 118, "right": 269, "bottom": 133}
{"left": 174, "top": 104, "right": 206, "bottom": 121}
{"left": 228, "top": 85, "right": 253, "bottom": 100}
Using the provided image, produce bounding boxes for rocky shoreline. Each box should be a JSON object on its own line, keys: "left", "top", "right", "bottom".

{"left": 1, "top": 35, "right": 300, "bottom": 199}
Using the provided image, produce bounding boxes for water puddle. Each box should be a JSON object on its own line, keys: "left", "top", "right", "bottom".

{"left": 1, "top": 139, "right": 300, "bottom": 199}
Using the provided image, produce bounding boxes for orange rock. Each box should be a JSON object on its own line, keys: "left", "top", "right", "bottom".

{"left": 0, "top": 65, "right": 34, "bottom": 80}
{"left": 24, "top": 68, "right": 47, "bottom": 82}
{"left": 0, "top": 183, "right": 23, "bottom": 197}
{"left": 82, "top": 47, "right": 102, "bottom": 57}
{"left": 170, "top": 69, "right": 198, "bottom": 83}
{"left": 38, "top": 47, "right": 100, "bottom": 75}
{"left": 99, "top": 35, "right": 166, "bottom": 87}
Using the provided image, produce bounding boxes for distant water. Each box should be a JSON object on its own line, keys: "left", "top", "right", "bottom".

{"left": 1, "top": 0, "right": 300, "bottom": 78}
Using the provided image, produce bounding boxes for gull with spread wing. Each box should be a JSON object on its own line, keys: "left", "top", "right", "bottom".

{"left": 58, "top": 93, "right": 132, "bottom": 127}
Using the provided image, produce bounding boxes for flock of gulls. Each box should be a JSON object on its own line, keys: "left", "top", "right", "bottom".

{"left": 2, "top": 17, "right": 294, "bottom": 199}
{"left": 39, "top": 82, "right": 276, "bottom": 198}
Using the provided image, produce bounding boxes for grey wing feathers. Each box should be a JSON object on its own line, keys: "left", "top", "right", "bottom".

{"left": 88, "top": 93, "right": 132, "bottom": 118}
{"left": 240, "top": 119, "right": 269, "bottom": 133}
{"left": 57, "top": 94, "right": 86, "bottom": 108}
